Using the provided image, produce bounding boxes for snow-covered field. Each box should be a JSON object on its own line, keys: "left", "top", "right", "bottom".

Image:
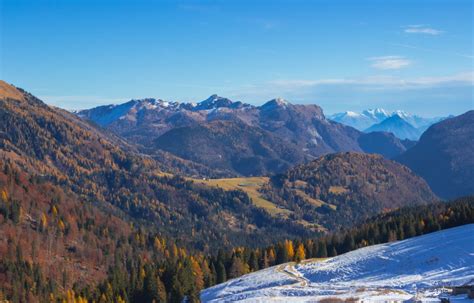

{"left": 201, "top": 224, "right": 474, "bottom": 302}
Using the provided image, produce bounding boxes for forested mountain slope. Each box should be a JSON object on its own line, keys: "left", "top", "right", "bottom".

{"left": 357, "top": 131, "right": 416, "bottom": 158}
{"left": 0, "top": 81, "right": 313, "bottom": 252}
{"left": 154, "top": 120, "right": 309, "bottom": 176}
{"left": 262, "top": 153, "right": 437, "bottom": 229}
{"left": 397, "top": 110, "right": 474, "bottom": 199}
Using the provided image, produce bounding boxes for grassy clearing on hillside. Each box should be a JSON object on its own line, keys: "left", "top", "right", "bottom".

{"left": 288, "top": 180, "right": 337, "bottom": 210}
{"left": 191, "top": 177, "right": 292, "bottom": 216}
{"left": 294, "top": 189, "right": 325, "bottom": 207}
{"left": 329, "top": 186, "right": 348, "bottom": 195}
{"left": 191, "top": 177, "right": 328, "bottom": 231}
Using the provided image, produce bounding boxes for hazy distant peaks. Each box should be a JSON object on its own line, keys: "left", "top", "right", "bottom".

{"left": 362, "top": 108, "right": 391, "bottom": 120}
{"left": 329, "top": 108, "right": 446, "bottom": 139}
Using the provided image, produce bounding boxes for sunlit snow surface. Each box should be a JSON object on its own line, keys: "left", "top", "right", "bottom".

{"left": 201, "top": 224, "right": 474, "bottom": 302}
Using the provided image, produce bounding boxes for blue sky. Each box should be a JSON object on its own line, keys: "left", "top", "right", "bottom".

{"left": 1, "top": 0, "right": 472, "bottom": 116}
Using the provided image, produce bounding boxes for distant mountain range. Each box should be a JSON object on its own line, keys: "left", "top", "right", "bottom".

{"left": 329, "top": 109, "right": 447, "bottom": 140}
{"left": 7, "top": 81, "right": 471, "bottom": 202}
{"left": 66, "top": 94, "right": 474, "bottom": 201}
{"left": 329, "top": 108, "right": 392, "bottom": 130}
{"left": 78, "top": 96, "right": 417, "bottom": 176}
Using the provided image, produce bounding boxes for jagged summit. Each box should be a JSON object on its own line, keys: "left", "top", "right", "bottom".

{"left": 194, "top": 94, "right": 233, "bottom": 110}
{"left": 77, "top": 97, "right": 182, "bottom": 126}
{"left": 260, "top": 97, "right": 290, "bottom": 110}
{"left": 273, "top": 97, "right": 289, "bottom": 105}
{"left": 393, "top": 109, "right": 410, "bottom": 118}
{"left": 329, "top": 108, "right": 446, "bottom": 138}
{"left": 362, "top": 108, "right": 391, "bottom": 120}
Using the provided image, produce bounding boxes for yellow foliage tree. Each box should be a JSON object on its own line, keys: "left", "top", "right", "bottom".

{"left": 1, "top": 190, "right": 7, "bottom": 203}
{"left": 58, "top": 219, "right": 66, "bottom": 232}
{"left": 190, "top": 257, "right": 204, "bottom": 290}
{"left": 170, "top": 243, "right": 179, "bottom": 259}
{"left": 154, "top": 236, "right": 163, "bottom": 252}
{"left": 295, "top": 243, "right": 306, "bottom": 262}
{"left": 40, "top": 213, "right": 48, "bottom": 231}
{"left": 66, "top": 289, "right": 74, "bottom": 303}
{"left": 99, "top": 293, "right": 107, "bottom": 303}
{"left": 267, "top": 248, "right": 276, "bottom": 265}
{"left": 285, "top": 240, "right": 295, "bottom": 260}
{"left": 52, "top": 205, "right": 58, "bottom": 217}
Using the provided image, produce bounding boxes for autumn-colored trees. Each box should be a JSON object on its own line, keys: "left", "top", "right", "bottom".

{"left": 64, "top": 196, "right": 474, "bottom": 302}
{"left": 295, "top": 243, "right": 306, "bottom": 262}
{"left": 0, "top": 155, "right": 473, "bottom": 303}
{"left": 0, "top": 188, "right": 21, "bottom": 224}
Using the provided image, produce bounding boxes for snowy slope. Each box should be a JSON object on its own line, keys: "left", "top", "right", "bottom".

{"left": 201, "top": 224, "right": 474, "bottom": 302}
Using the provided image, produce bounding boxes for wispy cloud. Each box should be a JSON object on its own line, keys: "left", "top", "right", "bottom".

{"left": 368, "top": 56, "right": 412, "bottom": 70}
{"left": 404, "top": 25, "right": 444, "bottom": 35}
{"left": 265, "top": 71, "right": 474, "bottom": 91}
{"left": 224, "top": 72, "right": 474, "bottom": 115}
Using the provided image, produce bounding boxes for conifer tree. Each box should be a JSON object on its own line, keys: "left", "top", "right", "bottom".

{"left": 216, "top": 262, "right": 226, "bottom": 284}
{"left": 228, "top": 256, "right": 248, "bottom": 279}
{"left": 329, "top": 246, "right": 337, "bottom": 257}
{"left": 343, "top": 234, "right": 355, "bottom": 252}
{"left": 267, "top": 248, "right": 276, "bottom": 266}
{"left": 248, "top": 251, "right": 259, "bottom": 271}
{"left": 276, "top": 243, "right": 288, "bottom": 264}
{"left": 317, "top": 241, "right": 328, "bottom": 258}
{"left": 259, "top": 250, "right": 269, "bottom": 269}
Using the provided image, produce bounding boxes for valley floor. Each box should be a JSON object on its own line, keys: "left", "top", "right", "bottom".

{"left": 201, "top": 224, "right": 474, "bottom": 302}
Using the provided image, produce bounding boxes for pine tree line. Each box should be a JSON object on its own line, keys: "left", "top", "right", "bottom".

{"left": 57, "top": 196, "right": 474, "bottom": 302}
{"left": 1, "top": 192, "right": 472, "bottom": 302}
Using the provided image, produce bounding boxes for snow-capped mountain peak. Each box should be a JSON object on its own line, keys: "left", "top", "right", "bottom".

{"left": 393, "top": 109, "right": 411, "bottom": 119}
{"left": 261, "top": 98, "right": 291, "bottom": 110}
{"left": 273, "top": 97, "right": 289, "bottom": 105}
{"left": 345, "top": 111, "right": 361, "bottom": 117}
{"left": 194, "top": 94, "right": 235, "bottom": 110}
{"left": 362, "top": 108, "right": 391, "bottom": 120}
{"left": 329, "top": 109, "right": 389, "bottom": 130}
{"left": 329, "top": 108, "right": 448, "bottom": 139}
